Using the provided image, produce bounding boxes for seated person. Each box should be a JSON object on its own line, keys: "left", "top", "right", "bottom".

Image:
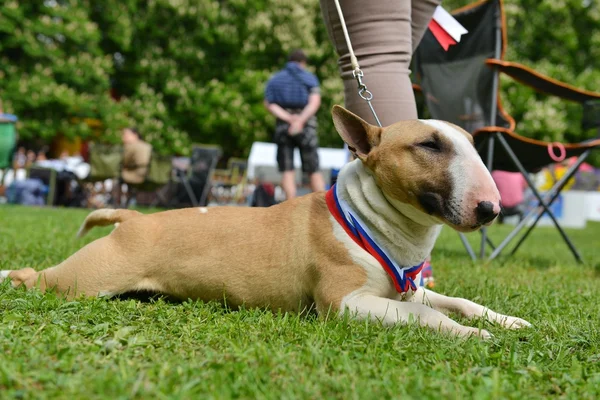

{"left": 121, "top": 127, "right": 152, "bottom": 184}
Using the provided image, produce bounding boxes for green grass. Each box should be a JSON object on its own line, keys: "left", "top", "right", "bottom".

{"left": 1, "top": 205, "right": 599, "bottom": 399}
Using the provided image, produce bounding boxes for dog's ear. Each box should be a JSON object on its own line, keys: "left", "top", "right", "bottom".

{"left": 332, "top": 105, "right": 382, "bottom": 160}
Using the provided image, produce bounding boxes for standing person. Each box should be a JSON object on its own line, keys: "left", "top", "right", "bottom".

{"left": 319, "top": 0, "right": 441, "bottom": 287}
{"left": 264, "top": 49, "right": 326, "bottom": 200}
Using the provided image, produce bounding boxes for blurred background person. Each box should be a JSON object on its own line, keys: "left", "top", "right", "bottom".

{"left": 264, "top": 49, "right": 325, "bottom": 200}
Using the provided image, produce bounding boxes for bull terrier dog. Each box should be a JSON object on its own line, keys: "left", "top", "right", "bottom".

{"left": 1, "top": 106, "right": 531, "bottom": 338}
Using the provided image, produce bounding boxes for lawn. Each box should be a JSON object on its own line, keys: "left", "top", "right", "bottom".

{"left": 1, "top": 205, "right": 599, "bottom": 399}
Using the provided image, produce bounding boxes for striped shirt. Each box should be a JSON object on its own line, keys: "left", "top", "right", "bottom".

{"left": 265, "top": 62, "right": 320, "bottom": 109}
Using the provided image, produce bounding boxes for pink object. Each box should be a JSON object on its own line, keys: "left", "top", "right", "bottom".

{"left": 547, "top": 142, "right": 566, "bottom": 162}
{"left": 492, "top": 170, "right": 527, "bottom": 208}
{"left": 567, "top": 156, "right": 594, "bottom": 172}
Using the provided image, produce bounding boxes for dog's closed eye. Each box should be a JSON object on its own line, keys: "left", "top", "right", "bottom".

{"left": 417, "top": 139, "right": 441, "bottom": 152}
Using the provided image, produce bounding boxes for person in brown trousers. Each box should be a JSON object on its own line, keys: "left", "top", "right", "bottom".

{"left": 319, "top": 0, "right": 441, "bottom": 286}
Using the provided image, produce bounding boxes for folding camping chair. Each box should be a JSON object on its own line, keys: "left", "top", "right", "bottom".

{"left": 413, "top": 0, "right": 600, "bottom": 262}
{"left": 126, "top": 152, "right": 173, "bottom": 207}
{"left": 174, "top": 144, "right": 222, "bottom": 207}
{"left": 87, "top": 143, "right": 123, "bottom": 182}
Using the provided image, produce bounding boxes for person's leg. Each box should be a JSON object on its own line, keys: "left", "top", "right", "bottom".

{"left": 319, "top": 0, "right": 440, "bottom": 125}
{"left": 275, "top": 121, "right": 298, "bottom": 200}
{"left": 297, "top": 117, "right": 325, "bottom": 193}
{"left": 309, "top": 172, "right": 325, "bottom": 192}
{"left": 281, "top": 171, "right": 297, "bottom": 199}
{"left": 320, "top": 0, "right": 414, "bottom": 125}
{"left": 411, "top": 0, "right": 441, "bottom": 53}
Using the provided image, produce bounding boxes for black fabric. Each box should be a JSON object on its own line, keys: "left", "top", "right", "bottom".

{"left": 583, "top": 100, "right": 600, "bottom": 131}
{"left": 419, "top": 56, "right": 497, "bottom": 131}
{"left": 413, "top": 0, "right": 510, "bottom": 131}
{"left": 415, "top": 0, "right": 500, "bottom": 64}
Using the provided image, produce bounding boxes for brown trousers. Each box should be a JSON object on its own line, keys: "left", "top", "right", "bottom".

{"left": 320, "top": 0, "right": 441, "bottom": 126}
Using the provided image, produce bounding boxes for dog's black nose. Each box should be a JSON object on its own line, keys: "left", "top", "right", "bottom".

{"left": 476, "top": 201, "right": 498, "bottom": 224}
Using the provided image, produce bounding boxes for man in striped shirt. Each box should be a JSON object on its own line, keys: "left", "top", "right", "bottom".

{"left": 264, "top": 49, "right": 325, "bottom": 200}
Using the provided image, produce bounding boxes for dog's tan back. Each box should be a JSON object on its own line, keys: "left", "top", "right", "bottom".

{"left": 109, "top": 197, "right": 367, "bottom": 311}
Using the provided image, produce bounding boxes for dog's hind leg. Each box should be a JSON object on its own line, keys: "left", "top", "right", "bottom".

{"left": 0, "top": 234, "right": 160, "bottom": 299}
{"left": 407, "top": 287, "right": 531, "bottom": 329}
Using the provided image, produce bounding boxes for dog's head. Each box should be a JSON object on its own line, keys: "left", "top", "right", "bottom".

{"left": 332, "top": 105, "right": 501, "bottom": 232}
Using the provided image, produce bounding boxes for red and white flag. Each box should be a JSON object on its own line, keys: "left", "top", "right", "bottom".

{"left": 428, "top": 6, "right": 468, "bottom": 51}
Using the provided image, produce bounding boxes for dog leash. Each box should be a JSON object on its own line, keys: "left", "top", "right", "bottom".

{"left": 332, "top": 0, "right": 383, "bottom": 128}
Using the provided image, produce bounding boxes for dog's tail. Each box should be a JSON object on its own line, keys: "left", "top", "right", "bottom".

{"left": 77, "top": 209, "right": 142, "bottom": 238}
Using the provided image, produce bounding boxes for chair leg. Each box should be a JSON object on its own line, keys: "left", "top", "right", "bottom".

{"left": 479, "top": 134, "right": 496, "bottom": 259}
{"left": 179, "top": 170, "right": 199, "bottom": 207}
{"left": 508, "top": 151, "right": 590, "bottom": 261}
{"left": 150, "top": 185, "right": 169, "bottom": 208}
{"left": 459, "top": 233, "right": 477, "bottom": 261}
{"left": 198, "top": 156, "right": 220, "bottom": 206}
{"left": 47, "top": 169, "right": 57, "bottom": 206}
{"left": 488, "top": 135, "right": 583, "bottom": 263}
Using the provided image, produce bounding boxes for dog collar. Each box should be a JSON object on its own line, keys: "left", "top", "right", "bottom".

{"left": 326, "top": 184, "right": 424, "bottom": 293}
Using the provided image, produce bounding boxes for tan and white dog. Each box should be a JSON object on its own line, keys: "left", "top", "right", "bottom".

{"left": 0, "top": 106, "right": 530, "bottom": 338}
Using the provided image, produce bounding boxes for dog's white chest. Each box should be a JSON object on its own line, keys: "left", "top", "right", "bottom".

{"left": 330, "top": 216, "right": 396, "bottom": 296}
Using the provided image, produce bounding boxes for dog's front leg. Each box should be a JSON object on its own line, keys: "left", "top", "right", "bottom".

{"left": 407, "top": 287, "right": 531, "bottom": 329}
{"left": 342, "top": 294, "right": 492, "bottom": 339}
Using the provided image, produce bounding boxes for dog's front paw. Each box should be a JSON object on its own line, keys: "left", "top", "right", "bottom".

{"left": 458, "top": 326, "right": 494, "bottom": 340}
{"left": 500, "top": 315, "right": 532, "bottom": 329}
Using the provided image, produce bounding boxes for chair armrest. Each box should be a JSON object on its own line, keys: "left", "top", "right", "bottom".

{"left": 486, "top": 59, "right": 600, "bottom": 103}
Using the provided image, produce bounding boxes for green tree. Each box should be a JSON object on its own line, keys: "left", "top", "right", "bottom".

{"left": 92, "top": 0, "right": 342, "bottom": 157}
{"left": 1, "top": 0, "right": 598, "bottom": 163}
{"left": 0, "top": 0, "right": 121, "bottom": 143}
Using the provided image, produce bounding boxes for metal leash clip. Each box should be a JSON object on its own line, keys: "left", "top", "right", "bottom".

{"left": 352, "top": 68, "right": 381, "bottom": 127}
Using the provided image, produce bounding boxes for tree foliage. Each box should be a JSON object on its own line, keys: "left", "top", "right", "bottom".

{"left": 0, "top": 0, "right": 342, "bottom": 157}
{"left": 0, "top": 0, "right": 598, "bottom": 162}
